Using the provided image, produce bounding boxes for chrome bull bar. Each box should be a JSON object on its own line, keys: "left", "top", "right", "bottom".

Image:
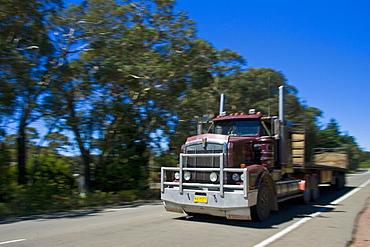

{"left": 161, "top": 153, "right": 248, "bottom": 198}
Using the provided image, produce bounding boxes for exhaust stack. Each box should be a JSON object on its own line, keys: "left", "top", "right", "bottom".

{"left": 279, "top": 86, "right": 284, "bottom": 122}
{"left": 219, "top": 94, "right": 226, "bottom": 116}
{"left": 279, "top": 86, "right": 287, "bottom": 168}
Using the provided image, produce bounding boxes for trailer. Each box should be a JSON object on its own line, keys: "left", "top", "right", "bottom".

{"left": 161, "top": 86, "right": 348, "bottom": 221}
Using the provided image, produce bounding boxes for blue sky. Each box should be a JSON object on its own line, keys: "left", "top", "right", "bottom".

{"left": 65, "top": 0, "right": 370, "bottom": 151}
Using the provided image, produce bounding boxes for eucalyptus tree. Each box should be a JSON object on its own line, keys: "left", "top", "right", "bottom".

{"left": 0, "top": 0, "right": 65, "bottom": 184}
{"left": 49, "top": 0, "right": 245, "bottom": 191}
{"left": 167, "top": 45, "right": 245, "bottom": 155}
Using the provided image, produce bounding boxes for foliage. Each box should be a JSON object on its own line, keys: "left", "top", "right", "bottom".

{"left": 0, "top": 188, "right": 159, "bottom": 217}
{"left": 359, "top": 158, "right": 370, "bottom": 169}
{"left": 0, "top": 0, "right": 64, "bottom": 185}
{"left": 0, "top": 153, "right": 160, "bottom": 217}
{"left": 153, "top": 151, "right": 178, "bottom": 168}
{"left": 314, "top": 119, "right": 363, "bottom": 170}
{"left": 0, "top": 153, "right": 76, "bottom": 215}
{"left": 29, "top": 154, "right": 76, "bottom": 192}
{"left": 360, "top": 152, "right": 370, "bottom": 168}
{"left": 0, "top": 142, "right": 16, "bottom": 202}
{"left": 46, "top": 0, "right": 245, "bottom": 192}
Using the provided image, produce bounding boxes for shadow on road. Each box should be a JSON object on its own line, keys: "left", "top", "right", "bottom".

{"left": 174, "top": 186, "right": 355, "bottom": 229}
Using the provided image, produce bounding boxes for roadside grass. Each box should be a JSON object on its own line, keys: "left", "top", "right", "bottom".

{"left": 0, "top": 189, "right": 160, "bottom": 219}
{"left": 359, "top": 162, "right": 370, "bottom": 169}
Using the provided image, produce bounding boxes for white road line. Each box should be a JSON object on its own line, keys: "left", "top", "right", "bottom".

{"left": 104, "top": 205, "right": 145, "bottom": 212}
{"left": 254, "top": 176, "right": 370, "bottom": 247}
{"left": 331, "top": 177, "right": 370, "bottom": 205}
{"left": 0, "top": 239, "right": 26, "bottom": 245}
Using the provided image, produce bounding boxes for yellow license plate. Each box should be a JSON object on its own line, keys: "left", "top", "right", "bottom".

{"left": 194, "top": 196, "right": 208, "bottom": 203}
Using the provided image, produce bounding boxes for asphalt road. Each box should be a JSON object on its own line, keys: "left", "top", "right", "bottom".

{"left": 1, "top": 169, "right": 370, "bottom": 247}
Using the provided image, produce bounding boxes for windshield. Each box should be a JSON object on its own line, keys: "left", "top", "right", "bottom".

{"left": 214, "top": 120, "right": 260, "bottom": 136}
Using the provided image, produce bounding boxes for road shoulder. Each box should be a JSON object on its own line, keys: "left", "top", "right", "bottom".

{"left": 351, "top": 196, "right": 370, "bottom": 246}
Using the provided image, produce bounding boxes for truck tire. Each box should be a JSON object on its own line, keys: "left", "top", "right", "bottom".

{"left": 311, "top": 174, "right": 320, "bottom": 202}
{"left": 301, "top": 175, "right": 311, "bottom": 204}
{"left": 333, "top": 172, "right": 345, "bottom": 190}
{"left": 251, "top": 182, "right": 271, "bottom": 222}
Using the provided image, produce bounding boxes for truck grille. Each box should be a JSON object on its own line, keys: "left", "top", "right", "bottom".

{"left": 184, "top": 143, "right": 225, "bottom": 183}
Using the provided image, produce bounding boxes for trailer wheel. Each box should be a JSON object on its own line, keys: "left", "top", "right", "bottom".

{"left": 301, "top": 175, "right": 311, "bottom": 204}
{"left": 251, "top": 182, "right": 271, "bottom": 222}
{"left": 311, "top": 174, "right": 320, "bottom": 202}
{"left": 333, "top": 172, "right": 345, "bottom": 190}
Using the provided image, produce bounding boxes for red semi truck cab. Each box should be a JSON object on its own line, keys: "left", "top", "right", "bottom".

{"left": 161, "top": 112, "right": 286, "bottom": 221}
{"left": 212, "top": 113, "right": 278, "bottom": 168}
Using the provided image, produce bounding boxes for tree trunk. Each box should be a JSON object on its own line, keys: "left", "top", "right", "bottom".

{"left": 82, "top": 150, "right": 91, "bottom": 193}
{"left": 17, "top": 126, "right": 27, "bottom": 185}
{"left": 68, "top": 101, "right": 91, "bottom": 193}
{"left": 17, "top": 106, "right": 31, "bottom": 185}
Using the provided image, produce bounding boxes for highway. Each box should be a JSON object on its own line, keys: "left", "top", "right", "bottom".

{"left": 1, "top": 169, "right": 370, "bottom": 247}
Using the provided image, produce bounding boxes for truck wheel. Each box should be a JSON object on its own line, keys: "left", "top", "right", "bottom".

{"left": 334, "top": 172, "right": 345, "bottom": 190}
{"left": 251, "top": 182, "right": 271, "bottom": 222}
{"left": 311, "top": 174, "right": 320, "bottom": 202}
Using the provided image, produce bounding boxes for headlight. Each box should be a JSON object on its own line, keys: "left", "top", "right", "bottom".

{"left": 174, "top": 172, "right": 180, "bottom": 180}
{"left": 210, "top": 172, "right": 218, "bottom": 182}
{"left": 240, "top": 173, "right": 245, "bottom": 182}
{"left": 232, "top": 173, "right": 240, "bottom": 181}
{"left": 184, "top": 171, "right": 192, "bottom": 181}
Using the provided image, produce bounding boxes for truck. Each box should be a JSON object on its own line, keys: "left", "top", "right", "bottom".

{"left": 160, "top": 86, "right": 348, "bottom": 221}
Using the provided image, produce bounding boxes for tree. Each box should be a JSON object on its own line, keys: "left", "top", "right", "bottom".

{"left": 316, "top": 119, "right": 342, "bottom": 148}
{"left": 165, "top": 44, "right": 245, "bottom": 155}
{"left": 0, "top": 141, "right": 14, "bottom": 202}
{"left": 315, "top": 119, "right": 364, "bottom": 170}
{"left": 46, "top": 0, "right": 245, "bottom": 191}
{"left": 0, "top": 0, "right": 63, "bottom": 184}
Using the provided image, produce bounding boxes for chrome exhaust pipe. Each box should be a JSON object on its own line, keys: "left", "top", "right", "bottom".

{"left": 219, "top": 94, "right": 225, "bottom": 116}
{"left": 279, "top": 86, "right": 287, "bottom": 166}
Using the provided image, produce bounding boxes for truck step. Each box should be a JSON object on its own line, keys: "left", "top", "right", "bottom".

{"left": 277, "top": 193, "right": 302, "bottom": 203}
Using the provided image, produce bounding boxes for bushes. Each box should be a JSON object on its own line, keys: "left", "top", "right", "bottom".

{"left": 0, "top": 153, "right": 160, "bottom": 218}
{"left": 0, "top": 154, "right": 75, "bottom": 216}
{"left": 0, "top": 189, "right": 159, "bottom": 217}
{"left": 0, "top": 187, "right": 160, "bottom": 217}
{"left": 77, "top": 189, "right": 159, "bottom": 208}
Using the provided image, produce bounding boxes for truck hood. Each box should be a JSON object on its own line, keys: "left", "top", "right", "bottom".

{"left": 186, "top": 134, "right": 257, "bottom": 145}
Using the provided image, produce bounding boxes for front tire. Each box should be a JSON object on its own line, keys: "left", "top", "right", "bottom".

{"left": 251, "top": 182, "right": 271, "bottom": 222}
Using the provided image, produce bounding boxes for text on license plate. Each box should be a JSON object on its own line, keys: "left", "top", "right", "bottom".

{"left": 194, "top": 196, "right": 208, "bottom": 203}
